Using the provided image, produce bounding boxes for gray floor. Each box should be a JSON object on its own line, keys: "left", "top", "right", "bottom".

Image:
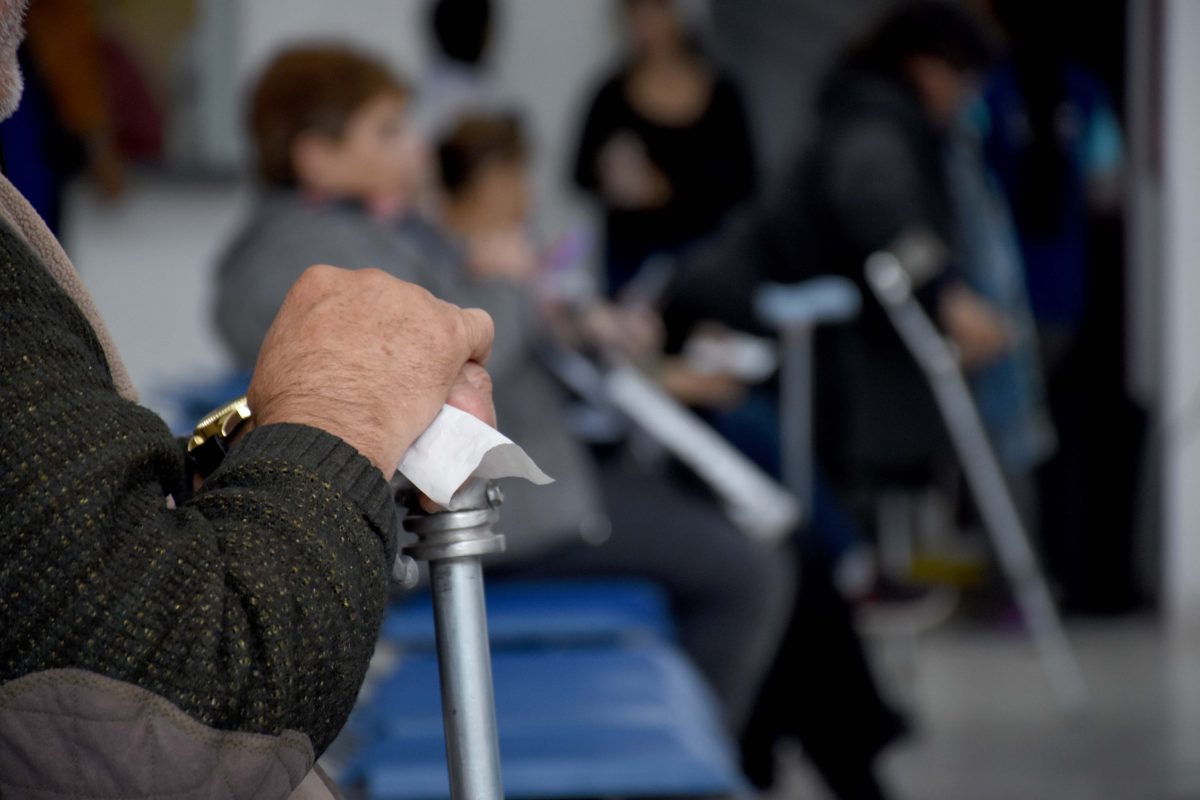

{"left": 774, "top": 617, "right": 1199, "bottom": 800}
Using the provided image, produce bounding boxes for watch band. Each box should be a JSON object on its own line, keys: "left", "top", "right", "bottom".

{"left": 187, "top": 395, "right": 252, "bottom": 479}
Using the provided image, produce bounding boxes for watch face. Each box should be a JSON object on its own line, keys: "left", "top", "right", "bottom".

{"left": 218, "top": 399, "right": 253, "bottom": 438}
{"left": 188, "top": 396, "right": 252, "bottom": 478}
{"left": 189, "top": 398, "right": 251, "bottom": 446}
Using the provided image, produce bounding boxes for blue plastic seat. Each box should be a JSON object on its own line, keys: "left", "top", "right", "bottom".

{"left": 350, "top": 645, "right": 717, "bottom": 739}
{"left": 382, "top": 579, "right": 677, "bottom": 650}
{"left": 341, "top": 642, "right": 745, "bottom": 799}
{"left": 356, "top": 725, "right": 743, "bottom": 800}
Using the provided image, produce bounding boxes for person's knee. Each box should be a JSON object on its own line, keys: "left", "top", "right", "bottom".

{"left": 718, "top": 541, "right": 797, "bottom": 624}
{"left": 758, "top": 545, "right": 798, "bottom": 621}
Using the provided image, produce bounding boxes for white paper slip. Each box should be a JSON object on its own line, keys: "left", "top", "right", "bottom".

{"left": 398, "top": 404, "right": 554, "bottom": 509}
{"left": 605, "top": 365, "right": 801, "bottom": 543}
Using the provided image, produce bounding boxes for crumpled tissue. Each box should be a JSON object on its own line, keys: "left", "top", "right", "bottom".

{"left": 398, "top": 404, "right": 553, "bottom": 509}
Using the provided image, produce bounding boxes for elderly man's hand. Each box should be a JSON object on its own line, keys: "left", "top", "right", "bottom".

{"left": 247, "top": 265, "right": 495, "bottom": 475}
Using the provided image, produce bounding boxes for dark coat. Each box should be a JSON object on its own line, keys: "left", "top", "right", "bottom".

{"left": 667, "top": 68, "right": 956, "bottom": 484}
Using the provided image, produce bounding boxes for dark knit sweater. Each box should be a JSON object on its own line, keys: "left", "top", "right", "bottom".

{"left": 0, "top": 219, "right": 397, "bottom": 754}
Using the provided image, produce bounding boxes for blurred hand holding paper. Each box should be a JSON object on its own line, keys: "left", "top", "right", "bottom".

{"left": 398, "top": 404, "right": 553, "bottom": 509}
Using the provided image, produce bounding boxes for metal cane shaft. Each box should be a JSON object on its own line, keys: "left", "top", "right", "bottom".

{"left": 780, "top": 326, "right": 815, "bottom": 517}
{"left": 430, "top": 557, "right": 503, "bottom": 800}
{"left": 399, "top": 479, "right": 508, "bottom": 800}
{"left": 756, "top": 277, "right": 861, "bottom": 523}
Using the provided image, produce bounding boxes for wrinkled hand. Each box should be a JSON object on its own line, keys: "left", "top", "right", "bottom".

{"left": 659, "top": 358, "right": 747, "bottom": 411}
{"left": 939, "top": 285, "right": 1012, "bottom": 369}
{"left": 579, "top": 302, "right": 664, "bottom": 364}
{"left": 598, "top": 133, "right": 672, "bottom": 210}
{"left": 248, "top": 265, "right": 495, "bottom": 475}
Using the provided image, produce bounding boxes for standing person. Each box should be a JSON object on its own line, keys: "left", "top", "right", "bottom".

{"left": 0, "top": 0, "right": 126, "bottom": 234}
{"left": 0, "top": 6, "right": 498, "bottom": 799}
{"left": 983, "top": 0, "right": 1139, "bottom": 611}
{"left": 572, "top": 0, "right": 756, "bottom": 298}
{"left": 944, "top": 120, "right": 1055, "bottom": 520}
{"left": 669, "top": 0, "right": 1008, "bottom": 492}
{"left": 983, "top": 0, "right": 1124, "bottom": 368}
{"left": 665, "top": 3, "right": 1006, "bottom": 797}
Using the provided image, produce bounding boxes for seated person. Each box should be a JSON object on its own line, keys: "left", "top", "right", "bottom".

{"left": 212, "top": 44, "right": 793, "bottom": 735}
{"left": 435, "top": 115, "right": 912, "bottom": 800}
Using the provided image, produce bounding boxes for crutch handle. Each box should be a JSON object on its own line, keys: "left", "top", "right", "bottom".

{"left": 755, "top": 277, "right": 861, "bottom": 331}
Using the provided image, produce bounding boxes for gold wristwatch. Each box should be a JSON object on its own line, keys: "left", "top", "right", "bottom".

{"left": 187, "top": 396, "right": 253, "bottom": 479}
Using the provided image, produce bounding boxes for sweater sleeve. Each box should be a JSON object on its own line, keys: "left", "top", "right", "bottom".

{"left": 715, "top": 77, "right": 758, "bottom": 206}
{"left": 0, "top": 225, "right": 396, "bottom": 755}
{"left": 824, "top": 119, "right": 936, "bottom": 261}
{"left": 821, "top": 119, "right": 958, "bottom": 333}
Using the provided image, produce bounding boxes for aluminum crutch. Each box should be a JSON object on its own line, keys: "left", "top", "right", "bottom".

{"left": 393, "top": 478, "right": 507, "bottom": 800}
{"left": 755, "top": 277, "right": 862, "bottom": 517}
{"left": 864, "top": 251, "right": 1088, "bottom": 711}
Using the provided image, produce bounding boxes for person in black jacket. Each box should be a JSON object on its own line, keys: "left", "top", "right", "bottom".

{"left": 670, "top": 0, "right": 1009, "bottom": 488}
{"left": 572, "top": 0, "right": 756, "bottom": 298}
{"left": 665, "top": 4, "right": 1010, "bottom": 798}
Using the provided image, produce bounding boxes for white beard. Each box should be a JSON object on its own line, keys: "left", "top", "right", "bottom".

{"left": 0, "top": 0, "right": 29, "bottom": 122}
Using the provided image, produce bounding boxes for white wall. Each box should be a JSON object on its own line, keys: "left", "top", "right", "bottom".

{"left": 234, "top": 0, "right": 428, "bottom": 96}
{"left": 191, "top": 0, "right": 427, "bottom": 168}
{"left": 1161, "top": 0, "right": 1200, "bottom": 638}
{"left": 491, "top": 0, "right": 618, "bottom": 237}
{"left": 66, "top": 179, "right": 250, "bottom": 429}
{"left": 198, "top": 0, "right": 617, "bottom": 230}
{"left": 1125, "top": 0, "right": 1162, "bottom": 408}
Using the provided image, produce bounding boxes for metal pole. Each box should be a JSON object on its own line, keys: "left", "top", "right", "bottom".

{"left": 756, "top": 277, "right": 862, "bottom": 523}
{"left": 399, "top": 479, "right": 507, "bottom": 800}
{"left": 779, "top": 326, "right": 815, "bottom": 517}
{"left": 429, "top": 558, "right": 502, "bottom": 800}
